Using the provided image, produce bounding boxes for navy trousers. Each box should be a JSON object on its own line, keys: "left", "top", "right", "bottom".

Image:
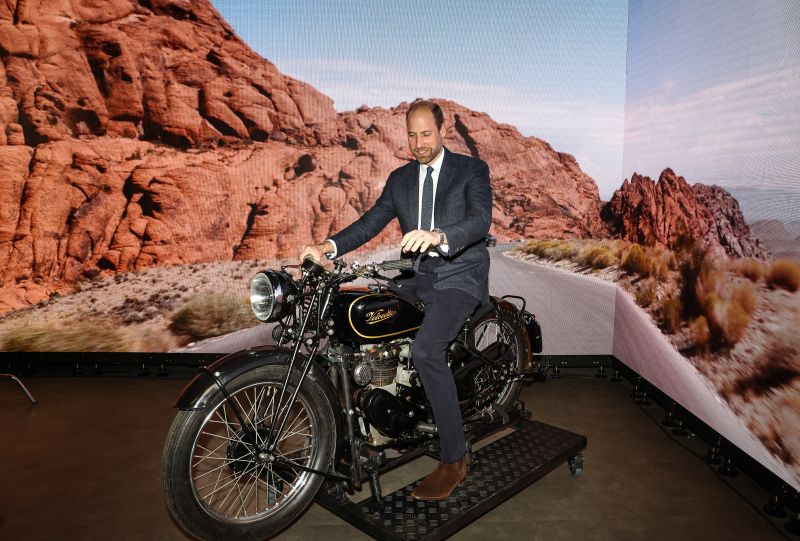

{"left": 394, "top": 257, "right": 480, "bottom": 463}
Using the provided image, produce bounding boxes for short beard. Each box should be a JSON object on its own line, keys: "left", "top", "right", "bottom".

{"left": 415, "top": 144, "right": 442, "bottom": 164}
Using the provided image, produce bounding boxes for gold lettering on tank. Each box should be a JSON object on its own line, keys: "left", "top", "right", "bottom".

{"left": 365, "top": 308, "right": 397, "bottom": 325}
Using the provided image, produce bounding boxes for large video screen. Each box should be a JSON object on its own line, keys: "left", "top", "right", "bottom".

{"left": 0, "top": 0, "right": 626, "bottom": 356}
{"left": 616, "top": 0, "right": 800, "bottom": 489}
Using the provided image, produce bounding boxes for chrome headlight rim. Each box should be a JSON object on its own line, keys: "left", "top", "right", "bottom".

{"left": 250, "top": 270, "right": 296, "bottom": 322}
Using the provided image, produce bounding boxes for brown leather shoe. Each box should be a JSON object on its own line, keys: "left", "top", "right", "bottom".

{"left": 410, "top": 458, "right": 467, "bottom": 501}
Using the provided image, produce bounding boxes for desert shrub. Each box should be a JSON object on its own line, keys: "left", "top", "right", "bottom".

{"left": 732, "top": 282, "right": 757, "bottom": 316}
{"left": 168, "top": 292, "right": 254, "bottom": 343}
{"left": 730, "top": 258, "right": 767, "bottom": 282}
{"left": 635, "top": 278, "right": 657, "bottom": 308}
{"left": 658, "top": 297, "right": 683, "bottom": 333}
{"left": 622, "top": 244, "right": 652, "bottom": 277}
{"left": 680, "top": 249, "right": 716, "bottom": 319}
{"left": 522, "top": 239, "right": 578, "bottom": 261}
{"left": 689, "top": 316, "right": 711, "bottom": 352}
{"left": 706, "top": 295, "right": 751, "bottom": 349}
{"left": 579, "top": 245, "right": 618, "bottom": 269}
{"left": 648, "top": 253, "right": 671, "bottom": 281}
{"left": 0, "top": 319, "right": 129, "bottom": 352}
{"left": 730, "top": 331, "right": 800, "bottom": 398}
{"left": 766, "top": 259, "right": 800, "bottom": 292}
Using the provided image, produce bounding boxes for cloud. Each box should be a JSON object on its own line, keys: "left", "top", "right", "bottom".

{"left": 276, "top": 57, "right": 625, "bottom": 199}
{"left": 623, "top": 65, "right": 800, "bottom": 191}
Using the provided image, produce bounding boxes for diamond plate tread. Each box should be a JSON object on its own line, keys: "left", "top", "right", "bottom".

{"left": 319, "top": 418, "right": 586, "bottom": 541}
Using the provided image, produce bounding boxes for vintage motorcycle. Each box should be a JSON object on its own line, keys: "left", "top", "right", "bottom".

{"left": 161, "top": 251, "right": 542, "bottom": 540}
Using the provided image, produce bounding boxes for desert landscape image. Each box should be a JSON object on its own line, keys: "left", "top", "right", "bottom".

{"left": 0, "top": 0, "right": 798, "bottom": 487}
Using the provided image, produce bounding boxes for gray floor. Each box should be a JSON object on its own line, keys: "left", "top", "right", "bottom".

{"left": 0, "top": 371, "right": 786, "bottom": 541}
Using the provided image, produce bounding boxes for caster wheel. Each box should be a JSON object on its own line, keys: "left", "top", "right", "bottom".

{"left": 568, "top": 453, "right": 584, "bottom": 477}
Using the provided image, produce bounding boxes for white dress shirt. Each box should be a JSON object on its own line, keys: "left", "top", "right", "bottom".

{"left": 417, "top": 148, "right": 448, "bottom": 255}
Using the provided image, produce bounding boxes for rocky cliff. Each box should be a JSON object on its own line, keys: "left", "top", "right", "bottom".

{"left": 602, "top": 169, "right": 768, "bottom": 259}
{"left": 0, "top": 0, "right": 607, "bottom": 312}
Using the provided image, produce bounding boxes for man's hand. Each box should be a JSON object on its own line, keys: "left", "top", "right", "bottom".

{"left": 401, "top": 230, "right": 441, "bottom": 253}
{"left": 299, "top": 240, "right": 333, "bottom": 262}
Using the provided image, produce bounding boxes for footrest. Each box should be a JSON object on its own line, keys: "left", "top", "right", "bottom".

{"left": 315, "top": 418, "right": 587, "bottom": 540}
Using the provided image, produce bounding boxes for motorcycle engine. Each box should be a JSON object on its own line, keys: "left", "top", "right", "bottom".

{"left": 352, "top": 340, "right": 424, "bottom": 442}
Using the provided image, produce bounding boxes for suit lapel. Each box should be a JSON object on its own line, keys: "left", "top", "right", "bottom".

{"left": 406, "top": 161, "right": 419, "bottom": 231}
{"left": 434, "top": 148, "right": 453, "bottom": 225}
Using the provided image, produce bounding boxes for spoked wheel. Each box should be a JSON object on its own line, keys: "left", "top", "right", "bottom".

{"left": 468, "top": 309, "right": 526, "bottom": 412}
{"left": 162, "top": 365, "right": 336, "bottom": 541}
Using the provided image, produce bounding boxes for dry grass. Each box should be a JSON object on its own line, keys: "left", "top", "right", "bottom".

{"left": 766, "top": 259, "right": 800, "bottom": 292}
{"left": 706, "top": 295, "right": 752, "bottom": 348}
{"left": 732, "top": 282, "right": 757, "bottom": 316}
{"left": 0, "top": 317, "right": 129, "bottom": 352}
{"left": 689, "top": 316, "right": 711, "bottom": 352}
{"left": 168, "top": 292, "right": 255, "bottom": 344}
{"left": 729, "top": 258, "right": 767, "bottom": 282}
{"left": 518, "top": 237, "right": 766, "bottom": 352}
{"left": 635, "top": 278, "right": 657, "bottom": 308}
{"left": 578, "top": 245, "right": 618, "bottom": 269}
{"left": 729, "top": 331, "right": 800, "bottom": 399}
{"left": 658, "top": 297, "right": 683, "bottom": 333}
{"left": 522, "top": 239, "right": 578, "bottom": 261}
{"left": 621, "top": 244, "right": 651, "bottom": 277}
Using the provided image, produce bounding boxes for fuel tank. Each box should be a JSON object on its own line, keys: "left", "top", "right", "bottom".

{"left": 331, "top": 288, "right": 423, "bottom": 346}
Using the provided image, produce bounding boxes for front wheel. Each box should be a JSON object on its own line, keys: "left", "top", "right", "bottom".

{"left": 161, "top": 365, "right": 336, "bottom": 541}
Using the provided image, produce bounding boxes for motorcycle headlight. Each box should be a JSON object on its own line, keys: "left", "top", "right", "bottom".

{"left": 250, "top": 270, "right": 296, "bottom": 322}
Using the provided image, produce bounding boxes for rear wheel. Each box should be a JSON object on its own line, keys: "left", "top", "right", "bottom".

{"left": 161, "top": 365, "right": 336, "bottom": 541}
{"left": 468, "top": 307, "right": 526, "bottom": 412}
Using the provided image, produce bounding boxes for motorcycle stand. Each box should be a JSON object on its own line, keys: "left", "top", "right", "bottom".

{"left": 316, "top": 407, "right": 587, "bottom": 540}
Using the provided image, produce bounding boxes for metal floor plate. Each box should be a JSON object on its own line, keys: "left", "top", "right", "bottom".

{"left": 316, "top": 418, "right": 587, "bottom": 540}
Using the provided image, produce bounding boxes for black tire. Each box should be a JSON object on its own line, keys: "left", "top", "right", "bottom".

{"left": 161, "top": 364, "right": 336, "bottom": 541}
{"left": 468, "top": 307, "right": 526, "bottom": 412}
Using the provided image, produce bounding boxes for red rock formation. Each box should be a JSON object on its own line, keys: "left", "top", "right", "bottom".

{"left": 0, "top": 0, "right": 607, "bottom": 312}
{"left": 692, "top": 183, "right": 769, "bottom": 259}
{"left": 603, "top": 169, "right": 767, "bottom": 259}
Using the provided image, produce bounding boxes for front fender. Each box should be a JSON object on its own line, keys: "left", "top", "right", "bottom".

{"left": 174, "top": 345, "right": 337, "bottom": 412}
{"left": 173, "top": 345, "right": 346, "bottom": 472}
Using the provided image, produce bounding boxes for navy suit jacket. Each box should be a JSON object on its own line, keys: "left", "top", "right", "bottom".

{"left": 329, "top": 147, "right": 492, "bottom": 302}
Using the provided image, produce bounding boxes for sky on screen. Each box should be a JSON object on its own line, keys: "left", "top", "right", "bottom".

{"left": 212, "top": 0, "right": 628, "bottom": 200}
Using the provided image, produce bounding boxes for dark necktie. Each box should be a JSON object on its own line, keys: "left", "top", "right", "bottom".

{"left": 420, "top": 166, "right": 434, "bottom": 231}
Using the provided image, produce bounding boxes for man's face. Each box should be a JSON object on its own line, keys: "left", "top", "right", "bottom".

{"left": 407, "top": 110, "right": 444, "bottom": 164}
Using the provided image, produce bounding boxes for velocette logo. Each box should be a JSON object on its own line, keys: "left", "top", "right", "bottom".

{"left": 365, "top": 308, "right": 397, "bottom": 325}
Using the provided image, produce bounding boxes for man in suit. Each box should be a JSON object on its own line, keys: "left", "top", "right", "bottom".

{"left": 299, "top": 99, "right": 492, "bottom": 500}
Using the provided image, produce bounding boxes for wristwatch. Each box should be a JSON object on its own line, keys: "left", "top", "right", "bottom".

{"left": 433, "top": 228, "right": 447, "bottom": 246}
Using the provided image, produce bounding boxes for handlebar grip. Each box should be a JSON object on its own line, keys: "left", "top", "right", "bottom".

{"left": 380, "top": 259, "right": 414, "bottom": 271}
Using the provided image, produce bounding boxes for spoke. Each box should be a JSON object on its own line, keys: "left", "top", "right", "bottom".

{"left": 267, "top": 465, "right": 297, "bottom": 494}
{"left": 278, "top": 428, "right": 313, "bottom": 442}
{"left": 205, "top": 461, "right": 260, "bottom": 503}
{"left": 280, "top": 444, "right": 312, "bottom": 457}
{"left": 193, "top": 456, "right": 255, "bottom": 482}
{"left": 237, "top": 464, "right": 263, "bottom": 516}
{"left": 219, "top": 462, "right": 260, "bottom": 516}
{"left": 199, "top": 430, "right": 249, "bottom": 446}
{"left": 280, "top": 410, "right": 309, "bottom": 439}
{"left": 192, "top": 439, "right": 230, "bottom": 466}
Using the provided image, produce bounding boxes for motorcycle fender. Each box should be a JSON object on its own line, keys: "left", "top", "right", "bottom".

{"left": 174, "top": 345, "right": 345, "bottom": 469}
{"left": 174, "top": 345, "right": 339, "bottom": 413}
{"left": 522, "top": 311, "right": 543, "bottom": 354}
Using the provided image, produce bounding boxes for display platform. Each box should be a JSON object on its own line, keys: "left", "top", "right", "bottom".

{"left": 315, "top": 417, "right": 587, "bottom": 540}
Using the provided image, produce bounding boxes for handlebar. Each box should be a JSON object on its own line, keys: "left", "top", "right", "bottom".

{"left": 378, "top": 258, "right": 414, "bottom": 272}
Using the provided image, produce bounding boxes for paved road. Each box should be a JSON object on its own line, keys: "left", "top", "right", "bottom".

{"left": 177, "top": 243, "right": 616, "bottom": 355}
